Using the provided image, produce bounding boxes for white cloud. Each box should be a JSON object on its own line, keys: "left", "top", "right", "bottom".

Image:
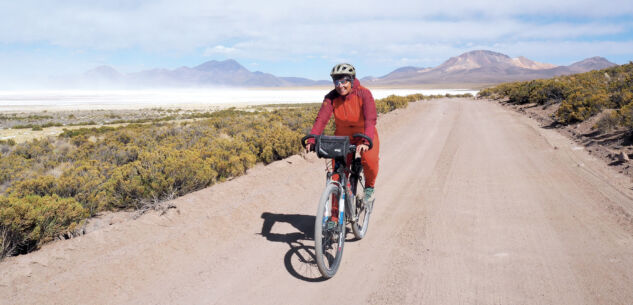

{"left": 204, "top": 45, "right": 238, "bottom": 56}
{"left": 0, "top": 0, "right": 632, "bottom": 80}
{"left": 1, "top": 1, "right": 631, "bottom": 50}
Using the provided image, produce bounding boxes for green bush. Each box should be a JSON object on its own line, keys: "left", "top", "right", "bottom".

{"left": 609, "top": 72, "right": 633, "bottom": 108}
{"left": 0, "top": 155, "right": 32, "bottom": 186}
{"left": 9, "top": 175, "right": 57, "bottom": 197}
{"left": 478, "top": 63, "right": 633, "bottom": 128}
{"left": 619, "top": 102, "right": 633, "bottom": 131}
{"left": 55, "top": 160, "right": 110, "bottom": 215}
{"left": 556, "top": 89, "right": 610, "bottom": 123}
{"left": 103, "top": 148, "right": 218, "bottom": 209}
{"left": 594, "top": 110, "right": 621, "bottom": 133}
{"left": 0, "top": 194, "right": 88, "bottom": 257}
{"left": 376, "top": 95, "right": 409, "bottom": 113}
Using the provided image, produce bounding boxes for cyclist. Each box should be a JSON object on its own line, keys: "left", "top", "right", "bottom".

{"left": 305, "top": 63, "right": 380, "bottom": 204}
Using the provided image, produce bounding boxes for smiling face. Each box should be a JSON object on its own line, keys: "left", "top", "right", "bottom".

{"left": 333, "top": 76, "right": 353, "bottom": 96}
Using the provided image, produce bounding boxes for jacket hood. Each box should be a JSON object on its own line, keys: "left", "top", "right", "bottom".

{"left": 353, "top": 78, "right": 361, "bottom": 89}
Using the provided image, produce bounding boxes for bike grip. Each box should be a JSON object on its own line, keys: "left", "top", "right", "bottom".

{"left": 352, "top": 133, "right": 373, "bottom": 150}
{"left": 301, "top": 134, "right": 317, "bottom": 149}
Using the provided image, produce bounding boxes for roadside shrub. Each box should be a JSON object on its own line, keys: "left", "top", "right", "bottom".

{"left": 103, "top": 148, "right": 217, "bottom": 209}
{"left": 205, "top": 138, "right": 256, "bottom": 181}
{"left": 0, "top": 194, "right": 88, "bottom": 257}
{"left": 55, "top": 160, "right": 110, "bottom": 215}
{"left": 9, "top": 175, "right": 57, "bottom": 197}
{"left": 477, "top": 87, "right": 497, "bottom": 99}
{"left": 507, "top": 82, "right": 536, "bottom": 104}
{"left": 0, "top": 155, "right": 32, "bottom": 186}
{"left": 609, "top": 73, "right": 633, "bottom": 108}
{"left": 530, "top": 80, "right": 566, "bottom": 105}
{"left": 376, "top": 95, "right": 409, "bottom": 113}
{"left": 556, "top": 89, "right": 609, "bottom": 123}
{"left": 406, "top": 93, "right": 425, "bottom": 102}
{"left": 593, "top": 110, "right": 621, "bottom": 133}
{"left": 102, "top": 162, "right": 147, "bottom": 209}
{"left": 618, "top": 102, "right": 633, "bottom": 131}
{"left": 479, "top": 63, "right": 633, "bottom": 128}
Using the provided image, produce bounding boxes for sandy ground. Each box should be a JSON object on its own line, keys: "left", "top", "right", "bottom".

{"left": 500, "top": 100, "right": 633, "bottom": 179}
{"left": 2, "top": 98, "right": 633, "bottom": 304}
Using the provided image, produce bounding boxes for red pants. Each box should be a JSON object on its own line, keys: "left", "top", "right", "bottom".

{"left": 359, "top": 131, "right": 379, "bottom": 187}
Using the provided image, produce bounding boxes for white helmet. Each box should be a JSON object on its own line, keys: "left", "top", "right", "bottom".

{"left": 330, "top": 63, "right": 356, "bottom": 79}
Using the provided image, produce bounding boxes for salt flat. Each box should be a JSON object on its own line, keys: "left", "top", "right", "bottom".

{"left": 0, "top": 88, "right": 478, "bottom": 111}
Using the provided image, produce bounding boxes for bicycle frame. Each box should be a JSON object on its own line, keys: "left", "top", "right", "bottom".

{"left": 326, "top": 154, "right": 362, "bottom": 227}
{"left": 301, "top": 133, "right": 371, "bottom": 228}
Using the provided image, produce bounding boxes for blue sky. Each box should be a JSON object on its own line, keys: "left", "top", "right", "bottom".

{"left": 1, "top": 0, "right": 632, "bottom": 88}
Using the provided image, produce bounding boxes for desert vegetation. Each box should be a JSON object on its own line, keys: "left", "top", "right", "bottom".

{"left": 0, "top": 108, "right": 230, "bottom": 131}
{"left": 0, "top": 92, "right": 472, "bottom": 258}
{"left": 478, "top": 62, "right": 633, "bottom": 130}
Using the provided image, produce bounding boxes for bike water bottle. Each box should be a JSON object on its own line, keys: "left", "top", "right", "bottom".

{"left": 339, "top": 191, "right": 345, "bottom": 224}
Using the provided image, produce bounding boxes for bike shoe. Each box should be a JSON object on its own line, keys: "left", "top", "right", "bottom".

{"left": 364, "top": 187, "right": 375, "bottom": 204}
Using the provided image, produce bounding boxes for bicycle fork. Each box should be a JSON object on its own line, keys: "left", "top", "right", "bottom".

{"left": 324, "top": 180, "right": 346, "bottom": 229}
{"left": 326, "top": 172, "right": 358, "bottom": 228}
{"left": 327, "top": 182, "right": 357, "bottom": 228}
{"left": 341, "top": 178, "right": 358, "bottom": 225}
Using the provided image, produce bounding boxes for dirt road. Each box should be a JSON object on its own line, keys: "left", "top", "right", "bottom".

{"left": 2, "top": 98, "right": 633, "bottom": 304}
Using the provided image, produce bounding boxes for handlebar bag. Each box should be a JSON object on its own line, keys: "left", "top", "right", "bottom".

{"left": 315, "top": 135, "right": 349, "bottom": 159}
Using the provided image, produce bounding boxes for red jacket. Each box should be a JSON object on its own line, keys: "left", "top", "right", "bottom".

{"left": 309, "top": 79, "right": 377, "bottom": 144}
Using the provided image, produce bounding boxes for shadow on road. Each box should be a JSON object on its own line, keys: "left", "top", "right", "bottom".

{"left": 259, "top": 212, "right": 326, "bottom": 282}
{"left": 542, "top": 121, "right": 562, "bottom": 129}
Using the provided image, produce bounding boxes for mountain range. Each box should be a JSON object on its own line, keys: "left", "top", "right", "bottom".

{"left": 84, "top": 60, "right": 329, "bottom": 88}
{"left": 363, "top": 50, "right": 616, "bottom": 86}
{"left": 84, "top": 50, "right": 617, "bottom": 88}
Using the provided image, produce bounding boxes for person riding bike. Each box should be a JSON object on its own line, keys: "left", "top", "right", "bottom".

{"left": 305, "top": 63, "right": 380, "bottom": 204}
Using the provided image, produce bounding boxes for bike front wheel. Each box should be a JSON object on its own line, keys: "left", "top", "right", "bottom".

{"left": 351, "top": 170, "right": 372, "bottom": 239}
{"left": 314, "top": 183, "right": 345, "bottom": 278}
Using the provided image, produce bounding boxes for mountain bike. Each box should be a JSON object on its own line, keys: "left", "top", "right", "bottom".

{"left": 301, "top": 133, "right": 374, "bottom": 278}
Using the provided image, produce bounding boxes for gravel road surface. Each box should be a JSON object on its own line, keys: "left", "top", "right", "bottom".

{"left": 2, "top": 98, "right": 633, "bottom": 304}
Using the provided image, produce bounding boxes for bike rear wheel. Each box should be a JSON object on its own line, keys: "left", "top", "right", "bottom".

{"left": 314, "top": 183, "right": 345, "bottom": 278}
{"left": 351, "top": 170, "right": 372, "bottom": 239}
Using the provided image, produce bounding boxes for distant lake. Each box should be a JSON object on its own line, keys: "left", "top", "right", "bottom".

{"left": 0, "top": 88, "right": 478, "bottom": 111}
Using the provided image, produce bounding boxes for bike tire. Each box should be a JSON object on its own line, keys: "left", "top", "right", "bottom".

{"left": 351, "top": 170, "right": 372, "bottom": 239}
{"left": 314, "top": 183, "right": 345, "bottom": 278}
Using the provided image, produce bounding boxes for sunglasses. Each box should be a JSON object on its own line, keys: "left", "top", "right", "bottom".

{"left": 333, "top": 77, "right": 352, "bottom": 86}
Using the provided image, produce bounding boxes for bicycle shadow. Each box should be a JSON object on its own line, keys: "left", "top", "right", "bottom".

{"left": 258, "top": 212, "right": 327, "bottom": 282}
